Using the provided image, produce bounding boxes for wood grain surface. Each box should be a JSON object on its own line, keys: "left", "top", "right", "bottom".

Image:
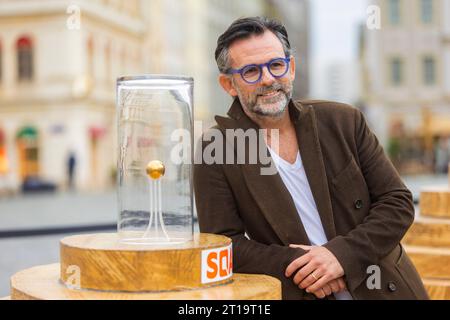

{"left": 403, "top": 245, "right": 450, "bottom": 278}
{"left": 11, "top": 264, "right": 281, "bottom": 300}
{"left": 422, "top": 278, "right": 450, "bottom": 300}
{"left": 402, "top": 216, "right": 450, "bottom": 247}
{"left": 60, "top": 233, "right": 233, "bottom": 292}
{"left": 420, "top": 188, "right": 450, "bottom": 218}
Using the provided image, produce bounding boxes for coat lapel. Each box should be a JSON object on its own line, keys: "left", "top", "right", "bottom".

{"left": 294, "top": 102, "right": 337, "bottom": 241}
{"left": 216, "top": 99, "right": 337, "bottom": 244}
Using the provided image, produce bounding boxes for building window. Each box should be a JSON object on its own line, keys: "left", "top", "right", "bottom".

{"left": 17, "top": 36, "right": 34, "bottom": 81}
{"left": 423, "top": 57, "right": 436, "bottom": 85}
{"left": 420, "top": 0, "right": 433, "bottom": 24}
{"left": 390, "top": 58, "right": 403, "bottom": 86}
{"left": 16, "top": 126, "right": 39, "bottom": 179}
{"left": 388, "top": 0, "right": 401, "bottom": 25}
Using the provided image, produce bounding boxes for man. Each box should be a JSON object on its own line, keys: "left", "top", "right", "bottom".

{"left": 194, "top": 16, "right": 429, "bottom": 300}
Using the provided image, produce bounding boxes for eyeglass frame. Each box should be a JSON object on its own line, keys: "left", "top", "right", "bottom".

{"left": 225, "top": 57, "right": 291, "bottom": 84}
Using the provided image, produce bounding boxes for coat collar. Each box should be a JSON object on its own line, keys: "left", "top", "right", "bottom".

{"left": 215, "top": 98, "right": 336, "bottom": 245}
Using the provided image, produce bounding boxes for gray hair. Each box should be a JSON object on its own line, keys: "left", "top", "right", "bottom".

{"left": 215, "top": 16, "right": 292, "bottom": 74}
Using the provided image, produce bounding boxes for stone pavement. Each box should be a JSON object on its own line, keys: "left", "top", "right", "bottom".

{"left": 0, "top": 190, "right": 198, "bottom": 296}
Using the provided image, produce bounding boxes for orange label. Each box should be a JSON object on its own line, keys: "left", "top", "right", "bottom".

{"left": 201, "top": 244, "right": 233, "bottom": 284}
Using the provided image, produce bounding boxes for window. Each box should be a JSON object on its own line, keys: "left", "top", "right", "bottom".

{"left": 420, "top": 0, "right": 433, "bottom": 24}
{"left": 423, "top": 57, "right": 436, "bottom": 85}
{"left": 390, "top": 57, "right": 403, "bottom": 85}
{"left": 388, "top": 0, "right": 401, "bottom": 25}
{"left": 17, "top": 36, "right": 34, "bottom": 81}
{"left": 16, "top": 126, "right": 39, "bottom": 178}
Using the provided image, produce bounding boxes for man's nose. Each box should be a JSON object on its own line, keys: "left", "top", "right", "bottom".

{"left": 260, "top": 66, "right": 275, "bottom": 86}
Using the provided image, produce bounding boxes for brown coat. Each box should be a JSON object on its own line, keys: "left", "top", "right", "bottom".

{"left": 194, "top": 98, "right": 429, "bottom": 300}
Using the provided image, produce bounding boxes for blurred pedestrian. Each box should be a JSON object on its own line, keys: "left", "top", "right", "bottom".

{"left": 67, "top": 151, "right": 76, "bottom": 190}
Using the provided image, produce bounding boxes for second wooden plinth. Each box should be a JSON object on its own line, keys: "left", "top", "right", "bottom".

{"left": 420, "top": 187, "right": 450, "bottom": 218}
{"left": 422, "top": 278, "right": 450, "bottom": 300}
{"left": 60, "top": 233, "right": 232, "bottom": 292}
{"left": 403, "top": 245, "right": 450, "bottom": 278}
{"left": 402, "top": 216, "right": 450, "bottom": 247}
{"left": 11, "top": 264, "right": 281, "bottom": 300}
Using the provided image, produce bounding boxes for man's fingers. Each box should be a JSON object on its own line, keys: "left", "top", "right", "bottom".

{"left": 293, "top": 262, "right": 316, "bottom": 286}
{"left": 337, "top": 278, "right": 347, "bottom": 291}
{"left": 312, "top": 289, "right": 326, "bottom": 299}
{"left": 322, "top": 284, "right": 332, "bottom": 296}
{"left": 306, "top": 275, "right": 331, "bottom": 293}
{"left": 298, "top": 267, "right": 322, "bottom": 289}
{"left": 285, "top": 253, "right": 311, "bottom": 277}
{"left": 328, "top": 279, "right": 340, "bottom": 293}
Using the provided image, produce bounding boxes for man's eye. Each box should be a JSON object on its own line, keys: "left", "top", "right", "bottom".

{"left": 270, "top": 62, "right": 285, "bottom": 69}
{"left": 243, "top": 66, "right": 259, "bottom": 76}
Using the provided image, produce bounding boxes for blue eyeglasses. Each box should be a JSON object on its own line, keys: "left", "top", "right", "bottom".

{"left": 226, "top": 57, "right": 290, "bottom": 84}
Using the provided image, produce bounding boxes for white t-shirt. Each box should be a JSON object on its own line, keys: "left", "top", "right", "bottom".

{"left": 267, "top": 146, "right": 353, "bottom": 300}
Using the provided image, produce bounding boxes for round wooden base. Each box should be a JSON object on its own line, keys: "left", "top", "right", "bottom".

{"left": 60, "top": 233, "right": 232, "bottom": 292}
{"left": 420, "top": 188, "right": 450, "bottom": 218}
{"left": 10, "top": 264, "right": 281, "bottom": 300}
{"left": 422, "top": 278, "right": 450, "bottom": 300}
{"left": 402, "top": 216, "right": 450, "bottom": 247}
{"left": 403, "top": 245, "right": 450, "bottom": 279}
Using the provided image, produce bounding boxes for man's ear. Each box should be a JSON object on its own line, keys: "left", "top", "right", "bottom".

{"left": 219, "top": 74, "right": 238, "bottom": 97}
{"left": 289, "top": 56, "right": 296, "bottom": 81}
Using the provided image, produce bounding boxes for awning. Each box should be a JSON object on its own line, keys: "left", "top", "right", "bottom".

{"left": 16, "top": 127, "right": 38, "bottom": 139}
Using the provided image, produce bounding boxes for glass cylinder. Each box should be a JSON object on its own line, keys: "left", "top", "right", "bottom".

{"left": 116, "top": 75, "right": 193, "bottom": 245}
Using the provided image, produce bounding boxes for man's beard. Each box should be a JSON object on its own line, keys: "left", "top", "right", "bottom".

{"left": 234, "top": 80, "right": 293, "bottom": 118}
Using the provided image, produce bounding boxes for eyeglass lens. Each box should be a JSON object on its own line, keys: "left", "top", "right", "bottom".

{"left": 242, "top": 59, "right": 288, "bottom": 83}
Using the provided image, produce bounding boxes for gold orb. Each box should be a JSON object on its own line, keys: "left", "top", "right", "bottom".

{"left": 146, "top": 160, "right": 165, "bottom": 180}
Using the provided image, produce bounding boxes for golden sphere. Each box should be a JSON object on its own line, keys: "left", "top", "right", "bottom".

{"left": 146, "top": 160, "right": 165, "bottom": 180}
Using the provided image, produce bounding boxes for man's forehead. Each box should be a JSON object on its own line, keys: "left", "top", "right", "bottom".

{"left": 228, "top": 31, "right": 285, "bottom": 67}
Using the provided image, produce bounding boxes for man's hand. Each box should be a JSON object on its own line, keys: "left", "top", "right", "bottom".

{"left": 285, "top": 244, "right": 345, "bottom": 295}
{"left": 309, "top": 277, "right": 347, "bottom": 299}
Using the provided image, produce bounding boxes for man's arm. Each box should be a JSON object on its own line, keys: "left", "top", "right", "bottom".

{"left": 321, "top": 108, "right": 415, "bottom": 292}
{"left": 194, "top": 135, "right": 311, "bottom": 299}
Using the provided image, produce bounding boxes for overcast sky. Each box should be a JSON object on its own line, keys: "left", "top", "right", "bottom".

{"left": 309, "top": 0, "right": 369, "bottom": 97}
{"left": 311, "top": 0, "right": 368, "bottom": 62}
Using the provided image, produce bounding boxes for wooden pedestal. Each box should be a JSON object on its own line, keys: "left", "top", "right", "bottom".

{"left": 402, "top": 216, "right": 450, "bottom": 247}
{"left": 60, "top": 233, "right": 233, "bottom": 292}
{"left": 10, "top": 233, "right": 281, "bottom": 300}
{"left": 420, "top": 187, "right": 450, "bottom": 218}
{"left": 11, "top": 264, "right": 280, "bottom": 300}
{"left": 422, "top": 279, "right": 450, "bottom": 300}
{"left": 402, "top": 245, "right": 450, "bottom": 278}
{"left": 403, "top": 174, "right": 450, "bottom": 299}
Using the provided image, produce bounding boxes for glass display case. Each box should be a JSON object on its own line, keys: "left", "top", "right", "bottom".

{"left": 116, "top": 75, "right": 193, "bottom": 244}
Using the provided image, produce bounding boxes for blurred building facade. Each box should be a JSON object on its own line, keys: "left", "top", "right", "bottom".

{"left": 267, "top": 0, "right": 310, "bottom": 100}
{"left": 313, "top": 61, "right": 361, "bottom": 105}
{"left": 0, "top": 0, "right": 145, "bottom": 192}
{"left": 362, "top": 0, "right": 450, "bottom": 174}
{"left": 0, "top": 0, "right": 310, "bottom": 192}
